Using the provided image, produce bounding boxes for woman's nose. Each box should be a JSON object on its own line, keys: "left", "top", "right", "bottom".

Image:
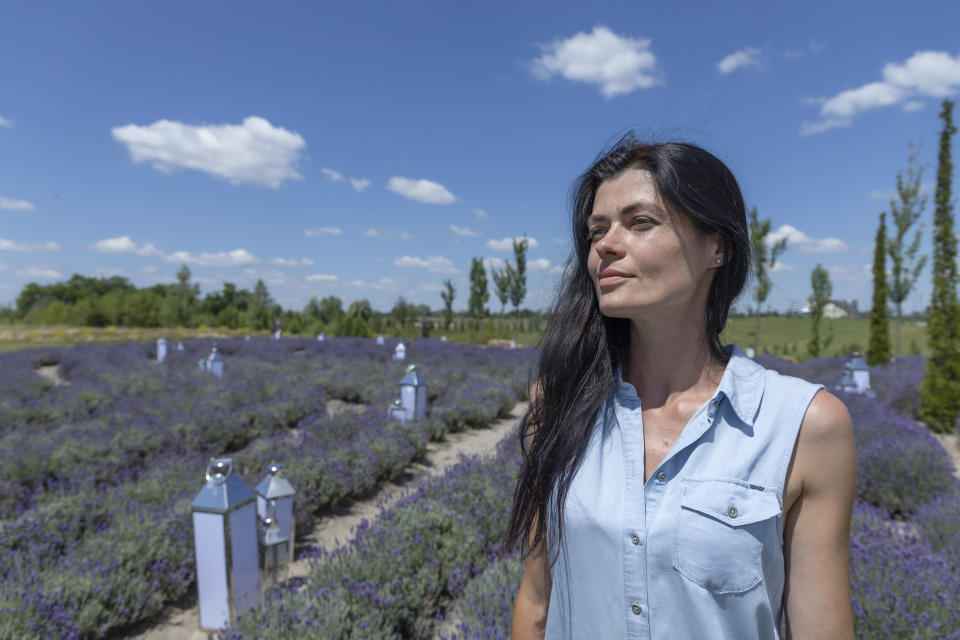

{"left": 595, "top": 225, "right": 625, "bottom": 256}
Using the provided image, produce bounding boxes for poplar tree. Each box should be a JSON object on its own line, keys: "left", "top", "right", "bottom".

{"left": 887, "top": 143, "right": 928, "bottom": 356}
{"left": 509, "top": 236, "right": 529, "bottom": 313}
{"left": 749, "top": 207, "right": 787, "bottom": 354}
{"left": 867, "top": 213, "right": 892, "bottom": 365}
{"left": 440, "top": 280, "right": 455, "bottom": 330}
{"left": 807, "top": 264, "right": 832, "bottom": 357}
{"left": 920, "top": 99, "right": 960, "bottom": 432}
{"left": 468, "top": 257, "right": 489, "bottom": 318}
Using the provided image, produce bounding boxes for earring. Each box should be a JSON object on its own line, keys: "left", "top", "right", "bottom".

{"left": 715, "top": 258, "right": 722, "bottom": 264}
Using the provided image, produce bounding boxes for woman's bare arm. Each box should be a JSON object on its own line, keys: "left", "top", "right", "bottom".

{"left": 783, "top": 390, "right": 857, "bottom": 640}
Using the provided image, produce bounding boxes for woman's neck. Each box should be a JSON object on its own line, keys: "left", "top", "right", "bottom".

{"left": 622, "top": 314, "right": 725, "bottom": 410}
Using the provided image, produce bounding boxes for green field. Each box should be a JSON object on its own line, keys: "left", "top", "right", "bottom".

{"left": 0, "top": 315, "right": 930, "bottom": 359}
{"left": 721, "top": 315, "right": 929, "bottom": 359}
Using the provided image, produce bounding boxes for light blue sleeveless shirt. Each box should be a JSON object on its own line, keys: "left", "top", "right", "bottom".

{"left": 544, "top": 345, "right": 822, "bottom": 640}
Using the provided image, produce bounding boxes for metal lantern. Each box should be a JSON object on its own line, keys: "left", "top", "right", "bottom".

{"left": 157, "top": 337, "right": 168, "bottom": 363}
{"left": 198, "top": 358, "right": 208, "bottom": 373}
{"left": 317, "top": 332, "right": 325, "bottom": 342}
{"left": 244, "top": 335, "right": 251, "bottom": 342}
{"left": 260, "top": 515, "right": 289, "bottom": 587}
{"left": 274, "top": 330, "right": 282, "bottom": 340}
{"left": 388, "top": 398, "right": 408, "bottom": 423}
{"left": 376, "top": 335, "right": 385, "bottom": 346}
{"left": 176, "top": 341, "right": 185, "bottom": 351}
{"left": 399, "top": 364, "right": 426, "bottom": 421}
{"left": 440, "top": 335, "right": 447, "bottom": 342}
{"left": 394, "top": 342, "right": 406, "bottom": 361}
{"left": 848, "top": 354, "right": 870, "bottom": 393}
{"left": 509, "top": 339, "right": 517, "bottom": 349}
{"left": 191, "top": 458, "right": 260, "bottom": 632}
{"left": 207, "top": 347, "right": 224, "bottom": 379}
{"left": 255, "top": 463, "right": 296, "bottom": 565}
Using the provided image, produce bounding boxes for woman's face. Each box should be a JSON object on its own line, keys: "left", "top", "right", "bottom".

{"left": 586, "top": 167, "right": 722, "bottom": 321}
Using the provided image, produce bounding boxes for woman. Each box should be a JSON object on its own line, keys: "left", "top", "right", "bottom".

{"left": 507, "top": 136, "right": 856, "bottom": 640}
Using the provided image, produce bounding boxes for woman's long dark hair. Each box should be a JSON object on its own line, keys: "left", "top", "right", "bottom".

{"left": 505, "top": 135, "right": 752, "bottom": 560}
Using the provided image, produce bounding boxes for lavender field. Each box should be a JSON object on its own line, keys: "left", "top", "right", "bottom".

{"left": 2, "top": 341, "right": 959, "bottom": 639}
{"left": 0, "top": 337, "right": 532, "bottom": 639}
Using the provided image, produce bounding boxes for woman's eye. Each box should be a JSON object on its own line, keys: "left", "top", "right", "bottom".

{"left": 631, "top": 217, "right": 653, "bottom": 229}
{"left": 587, "top": 228, "right": 605, "bottom": 242}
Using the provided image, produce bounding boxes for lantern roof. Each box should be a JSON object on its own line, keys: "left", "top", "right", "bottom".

{"left": 400, "top": 364, "right": 424, "bottom": 386}
{"left": 848, "top": 356, "right": 868, "bottom": 371}
{"left": 255, "top": 462, "right": 296, "bottom": 499}
{"left": 192, "top": 458, "right": 256, "bottom": 513}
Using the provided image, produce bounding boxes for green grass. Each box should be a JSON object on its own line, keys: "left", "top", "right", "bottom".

{"left": 722, "top": 315, "right": 930, "bottom": 359}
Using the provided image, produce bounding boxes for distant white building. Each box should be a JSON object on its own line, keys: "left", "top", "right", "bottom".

{"left": 799, "top": 301, "right": 848, "bottom": 318}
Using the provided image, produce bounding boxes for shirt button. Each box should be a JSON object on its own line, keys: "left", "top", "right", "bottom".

{"left": 631, "top": 533, "right": 640, "bottom": 545}
{"left": 656, "top": 471, "right": 667, "bottom": 482}
{"left": 632, "top": 603, "right": 642, "bottom": 615}
{"left": 727, "top": 505, "right": 739, "bottom": 518}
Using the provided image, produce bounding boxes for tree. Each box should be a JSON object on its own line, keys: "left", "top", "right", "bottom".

{"left": 468, "top": 257, "right": 489, "bottom": 318}
{"left": 867, "top": 213, "right": 892, "bottom": 366}
{"left": 162, "top": 264, "right": 200, "bottom": 327}
{"left": 749, "top": 207, "right": 788, "bottom": 354}
{"left": 317, "top": 296, "right": 344, "bottom": 324}
{"left": 440, "top": 280, "right": 456, "bottom": 330}
{"left": 346, "top": 299, "right": 373, "bottom": 322}
{"left": 509, "top": 236, "right": 529, "bottom": 312}
{"left": 920, "top": 99, "right": 960, "bottom": 432}
{"left": 391, "top": 296, "right": 413, "bottom": 329}
{"left": 245, "top": 279, "right": 274, "bottom": 330}
{"left": 887, "top": 143, "right": 928, "bottom": 356}
{"left": 492, "top": 264, "right": 514, "bottom": 316}
{"left": 807, "top": 264, "right": 832, "bottom": 357}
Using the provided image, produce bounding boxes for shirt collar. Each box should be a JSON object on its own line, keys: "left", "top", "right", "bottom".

{"left": 614, "top": 344, "right": 766, "bottom": 426}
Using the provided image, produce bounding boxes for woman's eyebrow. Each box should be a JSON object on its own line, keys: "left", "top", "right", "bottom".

{"left": 588, "top": 201, "right": 664, "bottom": 224}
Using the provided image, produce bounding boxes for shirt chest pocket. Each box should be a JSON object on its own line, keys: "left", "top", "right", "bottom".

{"left": 672, "top": 479, "right": 782, "bottom": 595}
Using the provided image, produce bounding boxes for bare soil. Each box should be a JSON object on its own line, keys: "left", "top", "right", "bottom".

{"left": 932, "top": 432, "right": 960, "bottom": 480}
{"left": 118, "top": 403, "right": 526, "bottom": 640}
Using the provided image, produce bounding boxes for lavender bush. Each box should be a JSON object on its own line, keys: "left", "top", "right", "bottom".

{"left": 0, "top": 337, "right": 533, "bottom": 638}
{"left": 440, "top": 553, "right": 524, "bottom": 640}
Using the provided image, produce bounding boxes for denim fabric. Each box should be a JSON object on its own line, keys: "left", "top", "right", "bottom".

{"left": 544, "top": 345, "right": 822, "bottom": 640}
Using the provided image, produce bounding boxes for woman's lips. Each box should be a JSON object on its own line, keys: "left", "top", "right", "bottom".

{"left": 598, "top": 269, "right": 632, "bottom": 286}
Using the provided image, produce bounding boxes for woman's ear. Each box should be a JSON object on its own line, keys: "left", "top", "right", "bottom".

{"left": 709, "top": 232, "right": 725, "bottom": 268}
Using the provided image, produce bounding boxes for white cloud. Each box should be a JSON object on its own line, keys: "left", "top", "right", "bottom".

{"left": 349, "top": 177, "right": 371, "bottom": 192}
{"left": 903, "top": 100, "right": 925, "bottom": 112}
{"left": 394, "top": 255, "right": 459, "bottom": 274}
{"left": 306, "top": 273, "right": 339, "bottom": 282}
{"left": 483, "top": 257, "right": 506, "bottom": 271}
{"left": 531, "top": 25, "right": 659, "bottom": 98}
{"left": 165, "top": 248, "right": 260, "bottom": 266}
{"left": 321, "top": 167, "right": 345, "bottom": 182}
{"left": 486, "top": 236, "right": 540, "bottom": 251}
{"left": 92, "top": 267, "right": 127, "bottom": 277}
{"left": 828, "top": 264, "right": 871, "bottom": 282}
{"left": 803, "top": 51, "right": 960, "bottom": 134}
{"left": 347, "top": 277, "right": 397, "bottom": 290}
{"left": 271, "top": 257, "right": 314, "bottom": 266}
{"left": 473, "top": 208, "right": 488, "bottom": 219}
{"left": 528, "top": 258, "right": 553, "bottom": 271}
{"left": 0, "top": 238, "right": 59, "bottom": 252}
{"left": 305, "top": 227, "right": 342, "bottom": 237}
{"left": 0, "top": 196, "right": 36, "bottom": 211}
{"left": 90, "top": 236, "right": 163, "bottom": 256}
{"left": 111, "top": 116, "right": 306, "bottom": 188}
{"left": 770, "top": 261, "right": 795, "bottom": 273}
{"left": 363, "top": 227, "right": 392, "bottom": 239}
{"left": 398, "top": 231, "right": 413, "bottom": 240}
{"left": 387, "top": 177, "right": 456, "bottom": 204}
{"left": 717, "top": 47, "right": 762, "bottom": 74}
{"left": 17, "top": 267, "right": 61, "bottom": 279}
{"left": 766, "top": 225, "right": 849, "bottom": 254}
{"left": 450, "top": 225, "right": 482, "bottom": 237}
{"left": 870, "top": 189, "right": 897, "bottom": 201}
{"left": 0, "top": 115, "right": 12, "bottom": 128}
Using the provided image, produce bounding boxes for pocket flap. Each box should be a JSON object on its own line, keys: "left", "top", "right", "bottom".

{"left": 680, "top": 479, "right": 781, "bottom": 526}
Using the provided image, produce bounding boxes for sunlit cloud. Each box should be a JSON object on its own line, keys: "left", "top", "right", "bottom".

{"left": 0, "top": 196, "right": 36, "bottom": 211}
{"left": 112, "top": 116, "right": 306, "bottom": 188}
{"left": 531, "top": 26, "right": 659, "bottom": 98}
{"left": 766, "top": 224, "right": 849, "bottom": 254}
{"left": 305, "top": 227, "right": 343, "bottom": 237}
{"left": 0, "top": 238, "right": 59, "bottom": 252}
{"left": 387, "top": 177, "right": 456, "bottom": 204}
{"left": 486, "top": 236, "right": 540, "bottom": 251}
{"left": 450, "top": 225, "right": 482, "bottom": 237}
{"left": 394, "top": 255, "right": 459, "bottom": 274}
{"left": 717, "top": 47, "right": 762, "bottom": 74}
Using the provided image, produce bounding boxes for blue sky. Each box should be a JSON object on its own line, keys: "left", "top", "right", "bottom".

{"left": 2, "top": 0, "right": 959, "bottom": 313}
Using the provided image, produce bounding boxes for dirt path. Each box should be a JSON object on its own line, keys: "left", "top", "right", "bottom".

{"left": 35, "top": 364, "right": 68, "bottom": 386}
{"left": 932, "top": 432, "right": 960, "bottom": 480}
{"left": 119, "top": 403, "right": 526, "bottom": 640}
